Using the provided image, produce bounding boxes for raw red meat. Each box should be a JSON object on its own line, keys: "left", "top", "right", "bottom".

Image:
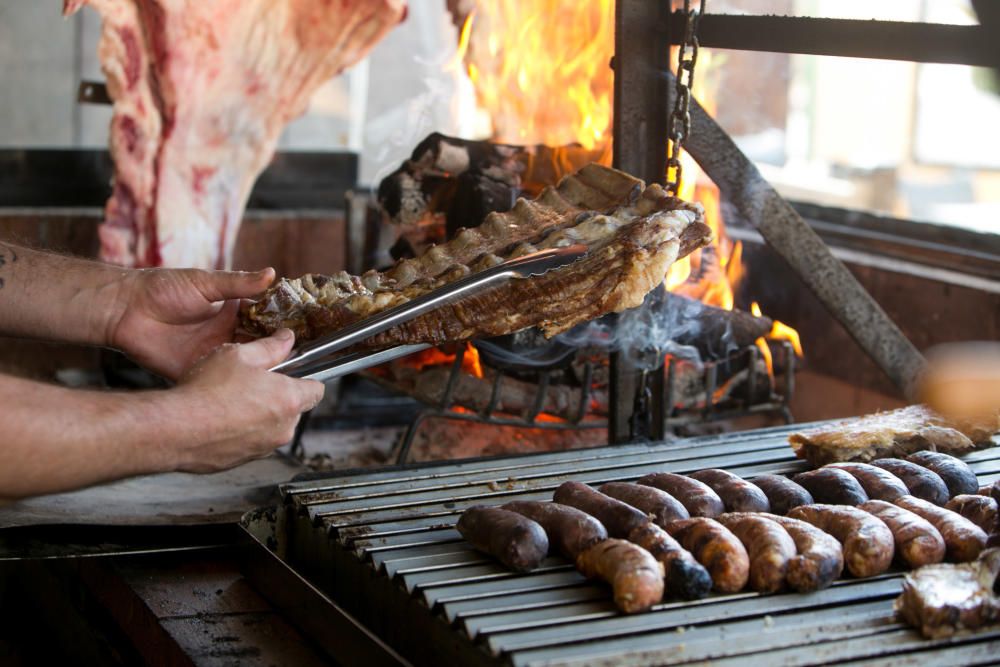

{"left": 65, "top": 0, "right": 407, "bottom": 268}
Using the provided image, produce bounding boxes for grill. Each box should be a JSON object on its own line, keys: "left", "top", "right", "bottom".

{"left": 257, "top": 424, "right": 1000, "bottom": 666}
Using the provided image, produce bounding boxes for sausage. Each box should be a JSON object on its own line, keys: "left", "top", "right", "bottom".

{"left": 598, "top": 481, "right": 690, "bottom": 527}
{"left": 792, "top": 468, "right": 869, "bottom": 506}
{"left": 553, "top": 481, "right": 648, "bottom": 538}
{"left": 502, "top": 501, "right": 608, "bottom": 559}
{"left": 637, "top": 472, "right": 725, "bottom": 518}
{"left": 905, "top": 451, "right": 979, "bottom": 498}
{"left": 979, "top": 479, "right": 1000, "bottom": 504}
{"left": 751, "top": 474, "right": 814, "bottom": 515}
{"left": 871, "top": 458, "right": 950, "bottom": 506}
{"left": 627, "top": 522, "right": 713, "bottom": 600}
{"left": 576, "top": 539, "right": 664, "bottom": 613}
{"left": 456, "top": 506, "right": 548, "bottom": 572}
{"left": 944, "top": 494, "right": 999, "bottom": 534}
{"left": 716, "top": 513, "right": 796, "bottom": 593}
{"left": 787, "top": 504, "right": 894, "bottom": 577}
{"left": 765, "top": 514, "right": 844, "bottom": 592}
{"left": 688, "top": 469, "right": 771, "bottom": 513}
{"left": 827, "top": 462, "right": 910, "bottom": 502}
{"left": 894, "top": 495, "right": 988, "bottom": 562}
{"left": 665, "top": 517, "right": 750, "bottom": 593}
{"left": 858, "top": 500, "right": 946, "bottom": 569}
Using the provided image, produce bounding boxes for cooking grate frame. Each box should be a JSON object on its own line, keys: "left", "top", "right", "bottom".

{"left": 273, "top": 423, "right": 1000, "bottom": 666}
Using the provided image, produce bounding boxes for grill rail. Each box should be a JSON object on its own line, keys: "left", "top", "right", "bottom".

{"left": 276, "top": 423, "right": 1000, "bottom": 666}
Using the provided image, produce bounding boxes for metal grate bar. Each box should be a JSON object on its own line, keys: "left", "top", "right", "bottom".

{"left": 281, "top": 427, "right": 1000, "bottom": 666}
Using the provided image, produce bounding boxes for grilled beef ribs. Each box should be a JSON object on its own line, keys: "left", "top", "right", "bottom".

{"left": 242, "top": 164, "right": 712, "bottom": 347}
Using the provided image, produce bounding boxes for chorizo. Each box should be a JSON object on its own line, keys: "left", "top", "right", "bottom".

{"left": 637, "top": 472, "right": 725, "bottom": 518}
{"left": 553, "top": 481, "right": 647, "bottom": 538}
{"left": 716, "top": 513, "right": 796, "bottom": 593}
{"left": 905, "top": 451, "right": 979, "bottom": 498}
{"left": 871, "top": 458, "right": 950, "bottom": 506}
{"left": 598, "top": 481, "right": 690, "bottom": 527}
{"left": 502, "top": 500, "right": 608, "bottom": 559}
{"left": 787, "top": 504, "right": 894, "bottom": 577}
{"left": 858, "top": 500, "right": 946, "bottom": 569}
{"left": 894, "top": 495, "right": 987, "bottom": 562}
{"left": 457, "top": 506, "right": 548, "bottom": 572}
{"left": 665, "top": 517, "right": 750, "bottom": 593}
{"left": 792, "top": 468, "right": 869, "bottom": 506}
{"left": 688, "top": 469, "right": 771, "bottom": 513}
{"left": 576, "top": 539, "right": 664, "bottom": 613}
{"left": 827, "top": 462, "right": 910, "bottom": 502}
{"left": 944, "top": 494, "right": 998, "bottom": 534}
{"left": 765, "top": 514, "right": 844, "bottom": 592}
{"left": 627, "top": 522, "right": 713, "bottom": 600}
{"left": 751, "top": 474, "right": 813, "bottom": 515}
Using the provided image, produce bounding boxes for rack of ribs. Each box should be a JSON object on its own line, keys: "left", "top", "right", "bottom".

{"left": 241, "top": 163, "right": 712, "bottom": 348}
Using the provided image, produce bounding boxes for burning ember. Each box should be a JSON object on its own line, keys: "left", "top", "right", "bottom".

{"left": 398, "top": 342, "right": 484, "bottom": 379}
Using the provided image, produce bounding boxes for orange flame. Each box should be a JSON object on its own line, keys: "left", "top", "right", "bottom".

{"left": 400, "top": 342, "right": 483, "bottom": 379}
{"left": 461, "top": 0, "right": 614, "bottom": 151}
{"left": 459, "top": 3, "right": 803, "bottom": 377}
{"left": 751, "top": 301, "right": 804, "bottom": 376}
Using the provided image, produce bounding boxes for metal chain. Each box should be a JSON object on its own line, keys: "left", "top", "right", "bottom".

{"left": 666, "top": 0, "right": 706, "bottom": 197}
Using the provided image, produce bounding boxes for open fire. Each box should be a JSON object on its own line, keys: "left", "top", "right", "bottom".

{"left": 373, "top": 0, "right": 804, "bottom": 442}
{"left": 452, "top": 2, "right": 800, "bottom": 365}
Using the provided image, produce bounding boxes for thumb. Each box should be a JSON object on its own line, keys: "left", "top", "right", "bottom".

{"left": 239, "top": 328, "right": 296, "bottom": 368}
{"left": 196, "top": 267, "right": 276, "bottom": 302}
{"left": 291, "top": 379, "right": 326, "bottom": 412}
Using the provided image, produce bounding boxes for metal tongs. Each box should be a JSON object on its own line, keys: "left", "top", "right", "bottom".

{"left": 270, "top": 244, "right": 587, "bottom": 382}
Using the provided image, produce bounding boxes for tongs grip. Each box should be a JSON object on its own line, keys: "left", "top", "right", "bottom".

{"left": 270, "top": 244, "right": 586, "bottom": 379}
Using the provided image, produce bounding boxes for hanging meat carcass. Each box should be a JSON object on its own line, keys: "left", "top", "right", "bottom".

{"left": 64, "top": 0, "right": 407, "bottom": 269}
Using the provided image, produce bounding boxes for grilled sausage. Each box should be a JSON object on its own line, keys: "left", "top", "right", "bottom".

{"left": 858, "top": 500, "right": 946, "bottom": 569}
{"left": 627, "top": 522, "right": 713, "bottom": 600}
{"left": 553, "top": 481, "right": 647, "bottom": 538}
{"left": 457, "top": 506, "right": 548, "bottom": 572}
{"left": 598, "top": 481, "right": 690, "bottom": 527}
{"left": 944, "top": 494, "right": 999, "bottom": 534}
{"left": 905, "top": 451, "right": 979, "bottom": 498}
{"left": 665, "top": 517, "right": 750, "bottom": 593}
{"left": 980, "top": 479, "right": 1000, "bottom": 504}
{"left": 871, "top": 458, "right": 950, "bottom": 506}
{"left": 751, "top": 474, "right": 814, "bottom": 515}
{"left": 765, "top": 514, "right": 844, "bottom": 592}
{"left": 827, "top": 462, "right": 910, "bottom": 502}
{"left": 792, "top": 468, "right": 869, "bottom": 506}
{"left": 688, "top": 469, "right": 771, "bottom": 513}
{"left": 576, "top": 539, "right": 664, "bottom": 613}
{"left": 502, "top": 501, "right": 608, "bottom": 559}
{"left": 637, "top": 472, "right": 725, "bottom": 518}
{"left": 894, "top": 495, "right": 988, "bottom": 562}
{"left": 716, "top": 513, "right": 796, "bottom": 593}
{"left": 787, "top": 504, "right": 894, "bottom": 577}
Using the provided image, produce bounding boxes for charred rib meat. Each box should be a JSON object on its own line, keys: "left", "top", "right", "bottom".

{"left": 241, "top": 164, "right": 712, "bottom": 346}
{"left": 789, "top": 405, "right": 998, "bottom": 467}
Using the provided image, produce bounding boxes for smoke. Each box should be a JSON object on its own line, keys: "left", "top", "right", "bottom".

{"left": 553, "top": 287, "right": 743, "bottom": 371}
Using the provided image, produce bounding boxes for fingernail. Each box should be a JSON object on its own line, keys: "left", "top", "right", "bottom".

{"left": 275, "top": 328, "right": 293, "bottom": 341}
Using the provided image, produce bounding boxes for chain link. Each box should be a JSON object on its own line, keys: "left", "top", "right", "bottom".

{"left": 666, "top": 0, "right": 705, "bottom": 197}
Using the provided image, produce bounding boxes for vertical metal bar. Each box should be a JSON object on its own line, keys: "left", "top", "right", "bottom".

{"left": 439, "top": 347, "right": 466, "bottom": 409}
{"left": 746, "top": 345, "right": 758, "bottom": 406}
{"left": 575, "top": 362, "right": 595, "bottom": 424}
{"left": 664, "top": 356, "right": 676, "bottom": 433}
{"left": 610, "top": 0, "right": 672, "bottom": 444}
{"left": 484, "top": 372, "right": 504, "bottom": 418}
{"left": 704, "top": 362, "right": 718, "bottom": 419}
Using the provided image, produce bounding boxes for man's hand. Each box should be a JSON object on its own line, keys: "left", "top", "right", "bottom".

{"left": 168, "top": 329, "right": 325, "bottom": 473}
{"left": 109, "top": 266, "right": 276, "bottom": 380}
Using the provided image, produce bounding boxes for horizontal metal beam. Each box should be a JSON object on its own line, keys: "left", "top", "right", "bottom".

{"left": 666, "top": 13, "right": 994, "bottom": 67}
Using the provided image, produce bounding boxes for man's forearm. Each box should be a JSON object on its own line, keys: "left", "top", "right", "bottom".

{"left": 0, "top": 374, "right": 194, "bottom": 499}
{"left": 0, "top": 242, "right": 129, "bottom": 346}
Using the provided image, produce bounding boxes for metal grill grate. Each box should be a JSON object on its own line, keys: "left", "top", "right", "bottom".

{"left": 277, "top": 423, "right": 1000, "bottom": 666}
